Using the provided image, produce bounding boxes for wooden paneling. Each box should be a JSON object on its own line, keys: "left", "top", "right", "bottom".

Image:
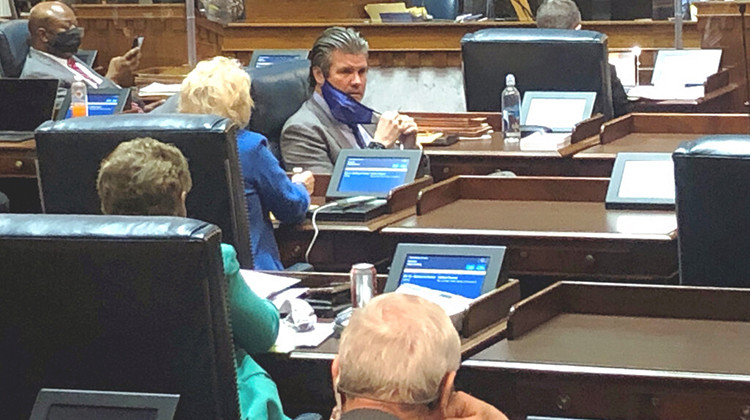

{"left": 223, "top": 20, "right": 699, "bottom": 67}
{"left": 73, "top": 5, "right": 223, "bottom": 71}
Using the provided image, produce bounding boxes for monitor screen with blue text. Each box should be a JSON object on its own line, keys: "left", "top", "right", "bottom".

{"left": 64, "top": 93, "right": 121, "bottom": 118}
{"left": 337, "top": 156, "right": 411, "bottom": 195}
{"left": 399, "top": 254, "right": 491, "bottom": 299}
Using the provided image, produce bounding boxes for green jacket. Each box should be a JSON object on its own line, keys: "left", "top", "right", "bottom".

{"left": 222, "top": 244, "right": 290, "bottom": 420}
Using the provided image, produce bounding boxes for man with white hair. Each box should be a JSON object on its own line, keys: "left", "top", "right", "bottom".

{"left": 331, "top": 293, "right": 508, "bottom": 420}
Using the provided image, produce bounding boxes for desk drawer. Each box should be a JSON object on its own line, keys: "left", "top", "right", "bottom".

{"left": 516, "top": 378, "right": 750, "bottom": 420}
{"left": 0, "top": 156, "right": 36, "bottom": 177}
{"left": 506, "top": 243, "right": 677, "bottom": 279}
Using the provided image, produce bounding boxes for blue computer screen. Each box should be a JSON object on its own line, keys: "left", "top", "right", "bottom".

{"left": 400, "top": 254, "right": 490, "bottom": 299}
{"left": 64, "top": 93, "right": 120, "bottom": 118}
{"left": 255, "top": 54, "right": 304, "bottom": 68}
{"left": 337, "top": 156, "right": 410, "bottom": 194}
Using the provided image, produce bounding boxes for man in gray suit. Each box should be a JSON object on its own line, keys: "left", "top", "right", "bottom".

{"left": 280, "top": 27, "right": 418, "bottom": 174}
{"left": 21, "top": 1, "right": 140, "bottom": 105}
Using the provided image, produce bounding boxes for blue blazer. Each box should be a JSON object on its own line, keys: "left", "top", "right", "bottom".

{"left": 238, "top": 129, "right": 309, "bottom": 270}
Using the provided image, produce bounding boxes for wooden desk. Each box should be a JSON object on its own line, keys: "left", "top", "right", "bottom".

{"left": 573, "top": 113, "right": 750, "bottom": 175}
{"left": 460, "top": 282, "right": 750, "bottom": 420}
{"left": 381, "top": 177, "right": 678, "bottom": 295}
{"left": 0, "top": 139, "right": 40, "bottom": 213}
{"left": 275, "top": 175, "right": 430, "bottom": 270}
{"left": 630, "top": 70, "right": 740, "bottom": 113}
{"left": 423, "top": 115, "right": 603, "bottom": 181}
{"left": 257, "top": 271, "right": 521, "bottom": 416}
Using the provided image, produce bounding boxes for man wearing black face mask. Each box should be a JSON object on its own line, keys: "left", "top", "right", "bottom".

{"left": 21, "top": 1, "right": 141, "bottom": 105}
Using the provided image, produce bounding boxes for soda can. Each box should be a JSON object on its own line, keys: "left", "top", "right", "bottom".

{"left": 350, "top": 263, "right": 377, "bottom": 308}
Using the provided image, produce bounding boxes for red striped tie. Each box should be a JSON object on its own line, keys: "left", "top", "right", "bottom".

{"left": 67, "top": 58, "right": 97, "bottom": 85}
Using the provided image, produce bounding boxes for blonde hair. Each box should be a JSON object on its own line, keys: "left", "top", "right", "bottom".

{"left": 337, "top": 293, "right": 461, "bottom": 407}
{"left": 97, "top": 137, "right": 192, "bottom": 216}
{"left": 178, "top": 56, "right": 253, "bottom": 127}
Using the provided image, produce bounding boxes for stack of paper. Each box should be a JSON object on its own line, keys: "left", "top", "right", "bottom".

{"left": 138, "top": 82, "right": 182, "bottom": 97}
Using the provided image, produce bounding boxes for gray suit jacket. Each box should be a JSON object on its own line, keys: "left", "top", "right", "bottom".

{"left": 280, "top": 95, "right": 374, "bottom": 174}
{"left": 21, "top": 48, "right": 117, "bottom": 108}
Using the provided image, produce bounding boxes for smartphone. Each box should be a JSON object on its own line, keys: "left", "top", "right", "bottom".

{"left": 132, "top": 36, "right": 144, "bottom": 49}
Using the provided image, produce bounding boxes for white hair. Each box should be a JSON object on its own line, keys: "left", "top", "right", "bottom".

{"left": 337, "top": 293, "right": 461, "bottom": 406}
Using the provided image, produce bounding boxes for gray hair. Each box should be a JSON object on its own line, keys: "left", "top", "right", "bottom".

{"left": 536, "top": 0, "right": 581, "bottom": 29}
{"left": 337, "top": 293, "right": 461, "bottom": 409}
{"left": 308, "top": 26, "right": 369, "bottom": 91}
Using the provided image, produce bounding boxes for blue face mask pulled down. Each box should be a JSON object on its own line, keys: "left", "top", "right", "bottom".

{"left": 321, "top": 80, "right": 377, "bottom": 126}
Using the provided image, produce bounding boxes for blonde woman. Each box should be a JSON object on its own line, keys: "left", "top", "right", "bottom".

{"left": 179, "top": 56, "right": 314, "bottom": 270}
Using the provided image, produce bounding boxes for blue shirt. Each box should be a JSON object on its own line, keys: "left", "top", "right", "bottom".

{"left": 237, "top": 129, "right": 310, "bottom": 270}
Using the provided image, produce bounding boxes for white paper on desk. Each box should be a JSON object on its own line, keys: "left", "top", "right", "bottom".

{"left": 239, "top": 270, "right": 301, "bottom": 299}
{"left": 395, "top": 283, "right": 473, "bottom": 330}
{"left": 271, "top": 287, "right": 309, "bottom": 310}
{"left": 520, "top": 132, "right": 571, "bottom": 151}
{"left": 138, "top": 82, "right": 182, "bottom": 95}
{"left": 627, "top": 85, "right": 705, "bottom": 101}
{"left": 273, "top": 322, "right": 335, "bottom": 353}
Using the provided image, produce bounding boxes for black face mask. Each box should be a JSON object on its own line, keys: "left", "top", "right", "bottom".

{"left": 48, "top": 27, "right": 83, "bottom": 55}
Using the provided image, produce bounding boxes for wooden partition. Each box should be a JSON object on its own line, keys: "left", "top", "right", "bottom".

{"left": 73, "top": 4, "right": 223, "bottom": 71}
{"left": 223, "top": 20, "right": 700, "bottom": 67}
{"left": 695, "top": 1, "right": 750, "bottom": 107}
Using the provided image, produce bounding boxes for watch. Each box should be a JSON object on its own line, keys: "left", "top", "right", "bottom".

{"left": 367, "top": 141, "right": 386, "bottom": 150}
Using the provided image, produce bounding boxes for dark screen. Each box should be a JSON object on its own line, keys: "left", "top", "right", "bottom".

{"left": 48, "top": 404, "right": 158, "bottom": 420}
{"left": 0, "top": 79, "right": 57, "bottom": 131}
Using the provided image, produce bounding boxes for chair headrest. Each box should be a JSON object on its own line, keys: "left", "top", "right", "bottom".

{"left": 0, "top": 19, "right": 30, "bottom": 78}
{"left": 0, "top": 214, "right": 218, "bottom": 241}
{"left": 674, "top": 135, "right": 750, "bottom": 159}
{"left": 36, "top": 112, "right": 234, "bottom": 134}
{"left": 247, "top": 59, "right": 311, "bottom": 141}
{"left": 461, "top": 28, "right": 607, "bottom": 45}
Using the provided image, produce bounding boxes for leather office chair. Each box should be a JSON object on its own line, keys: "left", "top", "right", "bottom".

{"left": 0, "top": 214, "right": 239, "bottom": 420}
{"left": 153, "top": 59, "right": 310, "bottom": 166}
{"left": 461, "top": 28, "right": 614, "bottom": 120}
{"left": 673, "top": 135, "right": 750, "bottom": 288}
{"left": 410, "top": 0, "right": 459, "bottom": 19}
{"left": 35, "top": 113, "right": 254, "bottom": 268}
{"left": 0, "top": 19, "right": 30, "bottom": 77}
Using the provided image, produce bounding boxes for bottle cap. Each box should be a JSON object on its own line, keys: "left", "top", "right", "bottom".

{"left": 505, "top": 74, "right": 516, "bottom": 87}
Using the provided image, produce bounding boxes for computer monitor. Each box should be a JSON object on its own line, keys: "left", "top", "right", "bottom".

{"left": 608, "top": 51, "right": 637, "bottom": 88}
{"left": 384, "top": 244, "right": 508, "bottom": 299}
{"left": 650, "top": 49, "right": 722, "bottom": 87}
{"left": 0, "top": 78, "right": 58, "bottom": 131}
{"left": 326, "top": 149, "right": 422, "bottom": 199}
{"left": 29, "top": 388, "right": 179, "bottom": 420}
{"left": 74, "top": 49, "right": 98, "bottom": 67}
{"left": 605, "top": 152, "right": 675, "bottom": 210}
{"left": 248, "top": 49, "right": 309, "bottom": 69}
{"left": 521, "top": 91, "right": 597, "bottom": 133}
{"left": 56, "top": 88, "right": 131, "bottom": 120}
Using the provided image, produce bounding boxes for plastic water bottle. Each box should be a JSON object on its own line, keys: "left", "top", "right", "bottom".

{"left": 70, "top": 78, "right": 88, "bottom": 118}
{"left": 501, "top": 74, "right": 521, "bottom": 141}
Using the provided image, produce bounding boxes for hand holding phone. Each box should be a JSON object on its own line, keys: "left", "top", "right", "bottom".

{"left": 132, "top": 36, "right": 144, "bottom": 49}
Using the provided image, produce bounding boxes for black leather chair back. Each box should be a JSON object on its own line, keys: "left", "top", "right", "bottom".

{"left": 674, "top": 135, "right": 750, "bottom": 288}
{"left": 247, "top": 59, "right": 310, "bottom": 166}
{"left": 35, "top": 113, "right": 253, "bottom": 268}
{"left": 152, "top": 59, "right": 310, "bottom": 166}
{"left": 461, "top": 28, "right": 614, "bottom": 120}
{"left": 0, "top": 214, "right": 240, "bottom": 420}
{"left": 0, "top": 19, "right": 30, "bottom": 77}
